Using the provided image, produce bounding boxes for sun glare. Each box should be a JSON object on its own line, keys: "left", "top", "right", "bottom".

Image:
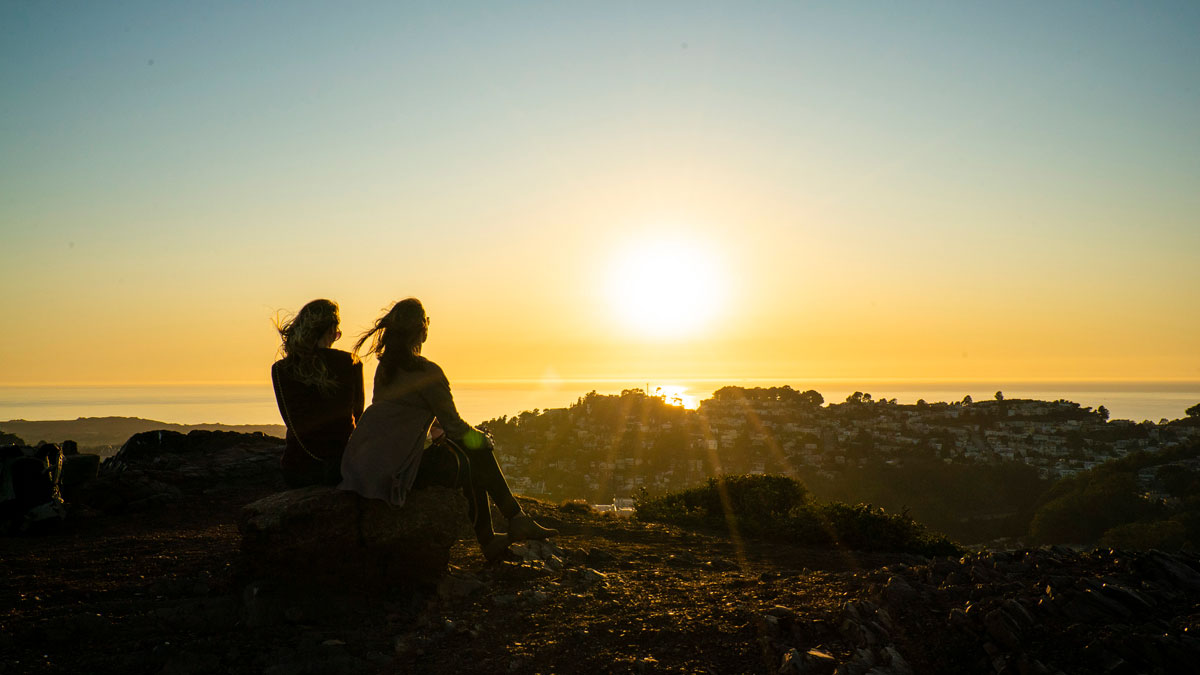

{"left": 607, "top": 236, "right": 724, "bottom": 339}
{"left": 653, "top": 384, "right": 700, "bottom": 409}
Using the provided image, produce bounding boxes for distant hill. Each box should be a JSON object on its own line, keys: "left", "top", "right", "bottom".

{"left": 0, "top": 416, "right": 285, "bottom": 455}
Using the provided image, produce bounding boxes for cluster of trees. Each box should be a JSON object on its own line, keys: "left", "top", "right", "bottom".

{"left": 1027, "top": 444, "right": 1200, "bottom": 550}
{"left": 711, "top": 385, "right": 824, "bottom": 407}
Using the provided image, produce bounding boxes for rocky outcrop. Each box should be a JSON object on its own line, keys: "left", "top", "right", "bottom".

{"left": 0, "top": 443, "right": 67, "bottom": 533}
{"left": 79, "top": 430, "right": 283, "bottom": 512}
{"left": 803, "top": 547, "right": 1200, "bottom": 674}
{"left": 238, "top": 486, "right": 469, "bottom": 589}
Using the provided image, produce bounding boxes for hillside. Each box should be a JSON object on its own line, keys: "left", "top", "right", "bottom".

{"left": 0, "top": 417, "right": 284, "bottom": 454}
{"left": 481, "top": 387, "right": 1200, "bottom": 544}
{"left": 3, "top": 430, "right": 1199, "bottom": 674}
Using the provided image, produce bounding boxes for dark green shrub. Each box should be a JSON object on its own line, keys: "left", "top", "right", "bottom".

{"left": 1100, "top": 519, "right": 1188, "bottom": 550}
{"left": 818, "top": 502, "right": 958, "bottom": 557}
{"left": 636, "top": 474, "right": 960, "bottom": 556}
{"left": 634, "top": 474, "right": 810, "bottom": 535}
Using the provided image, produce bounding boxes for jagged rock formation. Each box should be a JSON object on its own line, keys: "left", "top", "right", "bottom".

{"left": 802, "top": 546, "right": 1200, "bottom": 674}
{"left": 238, "top": 486, "right": 470, "bottom": 588}
{"left": 78, "top": 429, "right": 283, "bottom": 512}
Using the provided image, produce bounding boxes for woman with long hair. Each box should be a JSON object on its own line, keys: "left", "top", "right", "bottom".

{"left": 339, "top": 298, "right": 556, "bottom": 562}
{"left": 271, "top": 299, "right": 364, "bottom": 487}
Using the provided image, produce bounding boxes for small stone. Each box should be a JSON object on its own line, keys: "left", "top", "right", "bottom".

{"left": 755, "top": 613, "right": 781, "bottom": 639}
{"left": 1001, "top": 599, "right": 1035, "bottom": 628}
{"left": 585, "top": 548, "right": 616, "bottom": 565}
{"left": 1099, "top": 583, "right": 1155, "bottom": 612}
{"left": 983, "top": 608, "right": 1021, "bottom": 650}
{"left": 437, "top": 573, "right": 486, "bottom": 599}
{"left": 948, "top": 607, "right": 973, "bottom": 630}
{"left": 883, "top": 575, "right": 920, "bottom": 606}
{"left": 580, "top": 568, "right": 608, "bottom": 588}
{"left": 520, "top": 590, "right": 549, "bottom": 605}
{"left": 779, "top": 648, "right": 803, "bottom": 674}
{"left": 882, "top": 646, "right": 914, "bottom": 675}
{"left": 766, "top": 605, "right": 798, "bottom": 621}
{"left": 850, "top": 647, "right": 876, "bottom": 667}
{"left": 801, "top": 648, "right": 838, "bottom": 675}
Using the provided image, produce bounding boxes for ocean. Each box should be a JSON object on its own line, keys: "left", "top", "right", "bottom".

{"left": 2, "top": 380, "right": 1198, "bottom": 427}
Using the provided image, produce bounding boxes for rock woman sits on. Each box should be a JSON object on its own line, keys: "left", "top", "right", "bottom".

{"left": 271, "top": 299, "right": 364, "bottom": 488}
{"left": 339, "top": 298, "right": 557, "bottom": 562}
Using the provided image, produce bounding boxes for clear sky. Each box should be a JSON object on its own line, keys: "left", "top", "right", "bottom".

{"left": 3, "top": 1, "right": 1199, "bottom": 387}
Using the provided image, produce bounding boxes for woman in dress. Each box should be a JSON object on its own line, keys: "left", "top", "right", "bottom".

{"left": 339, "top": 298, "right": 556, "bottom": 562}
{"left": 271, "top": 299, "right": 364, "bottom": 487}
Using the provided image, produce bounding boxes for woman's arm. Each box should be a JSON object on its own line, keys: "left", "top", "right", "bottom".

{"left": 420, "top": 363, "right": 490, "bottom": 449}
{"left": 351, "top": 360, "right": 365, "bottom": 423}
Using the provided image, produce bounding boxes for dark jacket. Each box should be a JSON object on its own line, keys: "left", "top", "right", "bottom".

{"left": 271, "top": 348, "right": 364, "bottom": 487}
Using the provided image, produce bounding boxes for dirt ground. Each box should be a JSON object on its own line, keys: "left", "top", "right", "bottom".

{"left": 1, "top": 484, "right": 922, "bottom": 675}
{"left": 8, "top": 482, "right": 1198, "bottom": 674}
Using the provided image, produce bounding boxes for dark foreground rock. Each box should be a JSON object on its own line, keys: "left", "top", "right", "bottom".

{"left": 830, "top": 546, "right": 1200, "bottom": 674}
{"left": 77, "top": 429, "right": 283, "bottom": 512}
{"left": 239, "top": 486, "right": 469, "bottom": 588}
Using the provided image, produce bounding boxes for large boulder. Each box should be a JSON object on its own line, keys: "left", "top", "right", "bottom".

{"left": 60, "top": 453, "right": 100, "bottom": 502}
{"left": 238, "top": 486, "right": 469, "bottom": 589}
{"left": 79, "top": 430, "right": 284, "bottom": 512}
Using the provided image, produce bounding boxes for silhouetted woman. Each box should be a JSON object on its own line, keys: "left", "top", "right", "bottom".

{"left": 271, "top": 299, "right": 364, "bottom": 487}
{"left": 339, "top": 298, "right": 556, "bottom": 562}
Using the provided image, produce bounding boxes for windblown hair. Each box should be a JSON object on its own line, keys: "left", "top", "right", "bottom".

{"left": 354, "top": 298, "right": 427, "bottom": 385}
{"left": 275, "top": 298, "right": 341, "bottom": 394}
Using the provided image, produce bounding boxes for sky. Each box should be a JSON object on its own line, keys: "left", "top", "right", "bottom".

{"left": 3, "top": 1, "right": 1199, "bottom": 388}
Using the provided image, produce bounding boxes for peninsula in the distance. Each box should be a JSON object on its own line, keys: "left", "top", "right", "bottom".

{"left": 0, "top": 417, "right": 285, "bottom": 455}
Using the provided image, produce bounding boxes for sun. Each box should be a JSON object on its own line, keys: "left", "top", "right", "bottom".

{"left": 606, "top": 236, "right": 725, "bottom": 338}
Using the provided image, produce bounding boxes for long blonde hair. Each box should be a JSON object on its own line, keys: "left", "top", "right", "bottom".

{"left": 354, "top": 298, "right": 427, "bottom": 385}
{"left": 275, "top": 298, "right": 341, "bottom": 393}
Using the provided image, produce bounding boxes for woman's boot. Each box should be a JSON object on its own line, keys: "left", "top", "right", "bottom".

{"left": 481, "top": 533, "right": 515, "bottom": 563}
{"left": 507, "top": 513, "right": 558, "bottom": 541}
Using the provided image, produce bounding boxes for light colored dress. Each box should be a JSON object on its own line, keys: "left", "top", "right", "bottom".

{"left": 338, "top": 357, "right": 478, "bottom": 506}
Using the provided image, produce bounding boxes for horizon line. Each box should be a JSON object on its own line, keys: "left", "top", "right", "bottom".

{"left": 3, "top": 377, "right": 1200, "bottom": 388}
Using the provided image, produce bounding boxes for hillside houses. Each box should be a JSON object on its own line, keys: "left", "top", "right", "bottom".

{"left": 481, "top": 387, "right": 1200, "bottom": 503}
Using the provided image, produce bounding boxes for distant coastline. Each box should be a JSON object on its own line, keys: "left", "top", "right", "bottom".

{"left": 2, "top": 380, "right": 1199, "bottom": 429}
{"left": 0, "top": 416, "right": 284, "bottom": 456}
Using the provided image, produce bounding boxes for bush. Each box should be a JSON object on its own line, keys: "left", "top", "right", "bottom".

{"left": 1029, "top": 471, "right": 1164, "bottom": 545}
{"left": 1101, "top": 520, "right": 1188, "bottom": 551}
{"left": 819, "top": 502, "right": 958, "bottom": 556}
{"left": 634, "top": 474, "right": 809, "bottom": 535}
{"left": 636, "top": 474, "right": 960, "bottom": 557}
{"left": 559, "top": 499, "right": 594, "bottom": 514}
